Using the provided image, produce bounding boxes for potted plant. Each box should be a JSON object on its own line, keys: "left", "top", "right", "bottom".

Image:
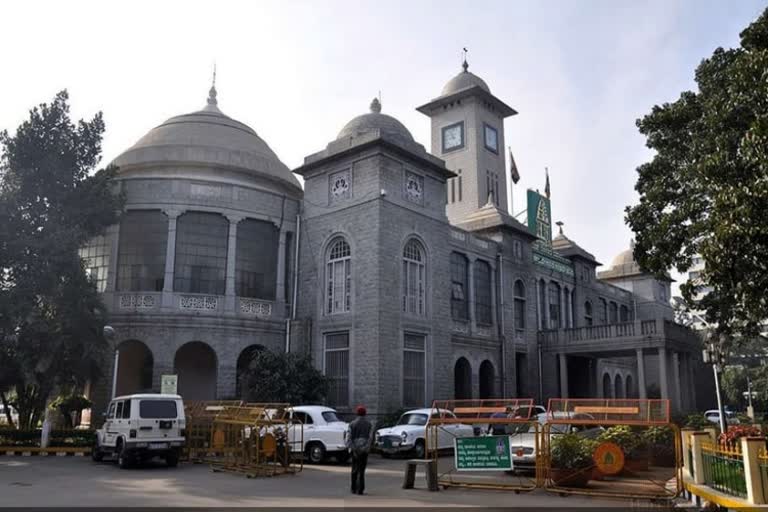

{"left": 549, "top": 433, "right": 596, "bottom": 488}
{"left": 598, "top": 425, "right": 648, "bottom": 472}
{"left": 643, "top": 425, "right": 675, "bottom": 467}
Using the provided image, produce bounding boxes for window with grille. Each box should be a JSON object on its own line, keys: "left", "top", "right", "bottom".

{"left": 450, "top": 252, "right": 468, "bottom": 321}
{"left": 584, "top": 301, "right": 593, "bottom": 326}
{"left": 116, "top": 210, "right": 168, "bottom": 292}
{"left": 474, "top": 260, "right": 492, "bottom": 325}
{"left": 326, "top": 237, "right": 351, "bottom": 314}
{"left": 402, "top": 239, "right": 426, "bottom": 316}
{"left": 609, "top": 302, "right": 618, "bottom": 323}
{"left": 513, "top": 280, "right": 526, "bottom": 335}
{"left": 324, "top": 332, "right": 349, "bottom": 407}
{"left": 548, "top": 282, "right": 561, "bottom": 329}
{"left": 236, "top": 219, "right": 278, "bottom": 299}
{"left": 174, "top": 212, "right": 228, "bottom": 295}
{"left": 538, "top": 280, "right": 547, "bottom": 329}
{"left": 403, "top": 333, "right": 426, "bottom": 408}
{"left": 620, "top": 304, "right": 630, "bottom": 322}
{"left": 80, "top": 234, "right": 110, "bottom": 292}
{"left": 599, "top": 298, "right": 608, "bottom": 324}
{"left": 564, "top": 287, "right": 571, "bottom": 327}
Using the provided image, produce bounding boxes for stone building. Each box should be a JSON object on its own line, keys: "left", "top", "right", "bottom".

{"left": 85, "top": 62, "right": 709, "bottom": 416}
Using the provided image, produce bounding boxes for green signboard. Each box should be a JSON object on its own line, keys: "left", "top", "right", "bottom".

{"left": 455, "top": 436, "right": 513, "bottom": 471}
{"left": 526, "top": 189, "right": 552, "bottom": 246}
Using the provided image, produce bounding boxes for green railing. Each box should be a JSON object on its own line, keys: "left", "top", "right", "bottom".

{"left": 701, "top": 442, "right": 746, "bottom": 498}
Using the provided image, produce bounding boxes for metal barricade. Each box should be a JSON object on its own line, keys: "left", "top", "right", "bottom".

{"left": 426, "top": 399, "right": 542, "bottom": 491}
{"left": 183, "top": 401, "right": 245, "bottom": 462}
{"left": 542, "top": 398, "right": 682, "bottom": 501}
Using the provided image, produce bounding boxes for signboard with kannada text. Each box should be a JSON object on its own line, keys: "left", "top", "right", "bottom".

{"left": 161, "top": 374, "right": 178, "bottom": 395}
{"left": 455, "top": 436, "right": 513, "bottom": 471}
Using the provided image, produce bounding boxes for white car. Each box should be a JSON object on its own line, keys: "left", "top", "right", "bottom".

{"left": 375, "top": 408, "right": 474, "bottom": 458}
{"left": 92, "top": 394, "right": 186, "bottom": 469}
{"left": 704, "top": 409, "right": 740, "bottom": 425}
{"left": 287, "top": 406, "right": 349, "bottom": 464}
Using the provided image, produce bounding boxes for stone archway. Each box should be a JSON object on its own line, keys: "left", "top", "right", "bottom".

{"left": 235, "top": 345, "right": 265, "bottom": 399}
{"left": 479, "top": 360, "right": 495, "bottom": 399}
{"left": 602, "top": 373, "right": 612, "bottom": 398}
{"left": 454, "top": 358, "right": 472, "bottom": 400}
{"left": 174, "top": 342, "right": 218, "bottom": 400}
{"left": 115, "top": 340, "right": 154, "bottom": 396}
{"left": 614, "top": 374, "right": 624, "bottom": 399}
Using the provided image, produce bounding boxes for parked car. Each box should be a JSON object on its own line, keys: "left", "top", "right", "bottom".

{"left": 508, "top": 412, "right": 603, "bottom": 472}
{"left": 375, "top": 408, "right": 474, "bottom": 458}
{"left": 485, "top": 404, "right": 548, "bottom": 436}
{"left": 704, "top": 409, "right": 740, "bottom": 425}
{"left": 92, "top": 394, "right": 185, "bottom": 469}
{"left": 287, "top": 406, "right": 349, "bottom": 464}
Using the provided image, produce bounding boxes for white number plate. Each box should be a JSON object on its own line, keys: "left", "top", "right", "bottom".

{"left": 149, "top": 443, "right": 168, "bottom": 450}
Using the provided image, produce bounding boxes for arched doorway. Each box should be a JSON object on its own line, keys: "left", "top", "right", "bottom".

{"left": 174, "top": 342, "right": 218, "bottom": 400}
{"left": 479, "top": 360, "right": 495, "bottom": 399}
{"left": 454, "top": 358, "right": 472, "bottom": 400}
{"left": 602, "top": 373, "right": 612, "bottom": 398}
{"left": 626, "top": 375, "right": 634, "bottom": 398}
{"left": 614, "top": 374, "right": 624, "bottom": 399}
{"left": 115, "top": 340, "right": 154, "bottom": 396}
{"left": 235, "top": 345, "right": 265, "bottom": 398}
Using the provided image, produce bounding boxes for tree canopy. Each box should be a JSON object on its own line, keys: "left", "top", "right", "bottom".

{"left": 626, "top": 9, "right": 768, "bottom": 344}
{"left": 0, "top": 91, "right": 123, "bottom": 428}
{"left": 241, "top": 350, "right": 328, "bottom": 405}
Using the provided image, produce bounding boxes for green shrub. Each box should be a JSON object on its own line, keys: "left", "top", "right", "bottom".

{"left": 682, "top": 413, "right": 710, "bottom": 430}
{"left": 0, "top": 429, "right": 95, "bottom": 448}
{"left": 598, "top": 425, "right": 648, "bottom": 458}
{"left": 551, "top": 433, "right": 597, "bottom": 470}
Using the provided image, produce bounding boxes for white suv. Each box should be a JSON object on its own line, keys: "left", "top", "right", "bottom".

{"left": 287, "top": 406, "right": 349, "bottom": 464}
{"left": 93, "top": 394, "right": 185, "bottom": 469}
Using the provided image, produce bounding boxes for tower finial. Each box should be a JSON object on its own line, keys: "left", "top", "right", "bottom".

{"left": 462, "top": 47, "right": 469, "bottom": 72}
{"left": 544, "top": 167, "right": 551, "bottom": 199}
{"left": 207, "top": 63, "right": 218, "bottom": 106}
{"left": 370, "top": 97, "right": 381, "bottom": 114}
{"left": 556, "top": 221, "right": 564, "bottom": 235}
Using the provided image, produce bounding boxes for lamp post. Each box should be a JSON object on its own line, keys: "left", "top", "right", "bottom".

{"left": 702, "top": 335, "right": 728, "bottom": 433}
{"left": 743, "top": 376, "right": 758, "bottom": 421}
{"left": 103, "top": 325, "right": 118, "bottom": 399}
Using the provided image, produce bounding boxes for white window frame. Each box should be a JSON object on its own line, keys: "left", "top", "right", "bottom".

{"left": 403, "top": 332, "right": 427, "bottom": 408}
{"left": 323, "top": 331, "right": 350, "bottom": 408}
{"left": 326, "top": 237, "right": 351, "bottom": 315}
{"left": 403, "top": 239, "right": 426, "bottom": 316}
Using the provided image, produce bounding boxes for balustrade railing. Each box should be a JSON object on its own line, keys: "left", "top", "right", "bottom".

{"left": 701, "top": 441, "right": 747, "bottom": 498}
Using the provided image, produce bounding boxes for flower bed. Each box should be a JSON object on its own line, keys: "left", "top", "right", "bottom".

{"left": 0, "top": 429, "right": 95, "bottom": 448}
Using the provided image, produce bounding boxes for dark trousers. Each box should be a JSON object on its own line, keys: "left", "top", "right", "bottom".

{"left": 351, "top": 451, "right": 368, "bottom": 494}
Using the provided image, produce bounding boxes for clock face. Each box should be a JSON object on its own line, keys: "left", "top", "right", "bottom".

{"left": 442, "top": 122, "right": 464, "bottom": 152}
{"left": 330, "top": 171, "right": 350, "bottom": 199}
{"left": 405, "top": 173, "right": 423, "bottom": 202}
{"left": 484, "top": 124, "right": 498, "bottom": 152}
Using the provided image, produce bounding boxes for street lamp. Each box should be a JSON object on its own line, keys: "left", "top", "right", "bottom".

{"left": 702, "top": 334, "right": 728, "bottom": 433}
{"left": 103, "top": 325, "right": 118, "bottom": 399}
{"left": 743, "top": 376, "right": 758, "bottom": 421}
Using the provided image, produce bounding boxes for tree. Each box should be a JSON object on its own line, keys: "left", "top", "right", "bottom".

{"left": 0, "top": 91, "right": 123, "bottom": 429}
{"left": 721, "top": 365, "right": 768, "bottom": 411}
{"left": 241, "top": 351, "right": 328, "bottom": 404}
{"left": 626, "top": 9, "right": 768, "bottom": 345}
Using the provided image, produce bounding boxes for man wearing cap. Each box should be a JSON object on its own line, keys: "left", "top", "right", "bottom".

{"left": 348, "top": 405, "right": 374, "bottom": 495}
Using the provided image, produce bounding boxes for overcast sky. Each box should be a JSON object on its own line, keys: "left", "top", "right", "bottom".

{"left": 1, "top": 0, "right": 765, "bottom": 284}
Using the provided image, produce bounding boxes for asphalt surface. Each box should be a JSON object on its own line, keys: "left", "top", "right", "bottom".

{"left": 0, "top": 455, "right": 654, "bottom": 508}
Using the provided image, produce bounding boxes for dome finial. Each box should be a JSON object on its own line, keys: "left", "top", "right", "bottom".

{"left": 556, "top": 221, "right": 564, "bottom": 235}
{"left": 370, "top": 97, "right": 381, "bottom": 114}
{"left": 207, "top": 63, "right": 218, "bottom": 106}
{"left": 462, "top": 47, "right": 469, "bottom": 72}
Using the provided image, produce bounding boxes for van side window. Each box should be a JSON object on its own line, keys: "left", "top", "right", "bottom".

{"left": 107, "top": 402, "right": 116, "bottom": 419}
{"left": 122, "top": 400, "right": 132, "bottom": 419}
{"left": 115, "top": 401, "right": 124, "bottom": 419}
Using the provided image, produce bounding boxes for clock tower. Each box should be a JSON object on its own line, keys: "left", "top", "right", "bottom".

{"left": 417, "top": 60, "right": 517, "bottom": 224}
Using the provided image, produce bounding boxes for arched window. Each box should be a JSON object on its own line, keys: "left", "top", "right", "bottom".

{"left": 599, "top": 298, "right": 608, "bottom": 325}
{"left": 174, "top": 212, "right": 228, "bottom": 295}
{"left": 474, "top": 260, "right": 492, "bottom": 325}
{"left": 402, "top": 239, "right": 426, "bottom": 316}
{"left": 609, "top": 302, "right": 619, "bottom": 324}
{"left": 620, "top": 304, "right": 630, "bottom": 322}
{"left": 326, "top": 237, "right": 351, "bottom": 314}
{"left": 548, "top": 282, "right": 561, "bottom": 329}
{"left": 450, "top": 252, "right": 469, "bottom": 321}
{"left": 116, "top": 210, "right": 168, "bottom": 292}
{"left": 584, "top": 301, "right": 593, "bottom": 326}
{"left": 513, "top": 280, "right": 526, "bottom": 336}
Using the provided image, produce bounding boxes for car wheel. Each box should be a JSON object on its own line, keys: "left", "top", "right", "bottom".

{"left": 412, "top": 440, "right": 426, "bottom": 459}
{"left": 117, "top": 442, "right": 132, "bottom": 469}
{"left": 166, "top": 451, "right": 179, "bottom": 468}
{"left": 91, "top": 440, "right": 104, "bottom": 462}
{"left": 306, "top": 442, "right": 325, "bottom": 464}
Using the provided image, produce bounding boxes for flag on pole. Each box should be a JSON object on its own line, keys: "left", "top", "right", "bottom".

{"left": 509, "top": 147, "right": 520, "bottom": 184}
{"left": 545, "top": 167, "right": 551, "bottom": 199}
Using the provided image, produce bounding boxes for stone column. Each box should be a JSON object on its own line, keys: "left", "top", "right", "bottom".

{"left": 468, "top": 257, "right": 476, "bottom": 331}
{"left": 687, "top": 353, "right": 698, "bottom": 411}
{"left": 275, "top": 227, "right": 288, "bottom": 309}
{"left": 559, "top": 353, "right": 569, "bottom": 398}
{"left": 225, "top": 215, "right": 243, "bottom": 311}
{"left": 161, "top": 209, "right": 181, "bottom": 308}
{"left": 105, "top": 223, "right": 120, "bottom": 292}
{"left": 536, "top": 281, "right": 542, "bottom": 330}
{"left": 636, "top": 348, "right": 647, "bottom": 399}
{"left": 742, "top": 436, "right": 767, "bottom": 504}
{"left": 672, "top": 351, "right": 682, "bottom": 412}
{"left": 658, "top": 347, "right": 669, "bottom": 399}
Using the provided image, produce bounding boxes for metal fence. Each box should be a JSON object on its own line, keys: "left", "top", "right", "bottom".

{"left": 701, "top": 441, "right": 746, "bottom": 498}
{"left": 759, "top": 446, "right": 768, "bottom": 503}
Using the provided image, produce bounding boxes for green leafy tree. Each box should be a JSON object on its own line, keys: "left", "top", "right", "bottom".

{"left": 721, "top": 365, "right": 768, "bottom": 411}
{"left": 0, "top": 91, "right": 123, "bottom": 429}
{"left": 626, "top": 9, "right": 768, "bottom": 344}
{"left": 241, "top": 351, "right": 328, "bottom": 405}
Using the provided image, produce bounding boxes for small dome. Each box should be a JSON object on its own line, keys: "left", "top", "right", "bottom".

{"left": 113, "top": 86, "right": 300, "bottom": 191}
{"left": 441, "top": 60, "right": 491, "bottom": 96}
{"left": 336, "top": 98, "right": 415, "bottom": 145}
{"left": 610, "top": 240, "right": 637, "bottom": 268}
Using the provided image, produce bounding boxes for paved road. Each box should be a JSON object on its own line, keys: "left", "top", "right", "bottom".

{"left": 1, "top": 455, "right": 647, "bottom": 507}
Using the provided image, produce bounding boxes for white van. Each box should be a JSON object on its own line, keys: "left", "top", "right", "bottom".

{"left": 93, "top": 394, "right": 185, "bottom": 469}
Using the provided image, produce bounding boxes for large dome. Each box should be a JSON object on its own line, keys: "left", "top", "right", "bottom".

{"left": 441, "top": 61, "right": 491, "bottom": 96}
{"left": 113, "top": 86, "right": 301, "bottom": 190}
{"left": 336, "top": 98, "right": 414, "bottom": 146}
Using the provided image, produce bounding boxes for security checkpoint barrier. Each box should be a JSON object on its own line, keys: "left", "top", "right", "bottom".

{"left": 541, "top": 398, "right": 682, "bottom": 501}
{"left": 183, "top": 401, "right": 246, "bottom": 462}
{"left": 426, "top": 399, "right": 542, "bottom": 492}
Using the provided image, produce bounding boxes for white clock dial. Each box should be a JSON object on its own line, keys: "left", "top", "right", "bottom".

{"left": 484, "top": 125, "right": 498, "bottom": 152}
{"left": 443, "top": 123, "right": 463, "bottom": 151}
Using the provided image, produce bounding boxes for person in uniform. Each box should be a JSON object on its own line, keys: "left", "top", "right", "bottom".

{"left": 348, "top": 405, "right": 374, "bottom": 495}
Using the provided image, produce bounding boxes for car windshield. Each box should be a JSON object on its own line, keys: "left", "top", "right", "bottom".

{"left": 139, "top": 400, "right": 178, "bottom": 419}
{"left": 397, "top": 413, "right": 428, "bottom": 426}
{"left": 322, "top": 411, "right": 341, "bottom": 423}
